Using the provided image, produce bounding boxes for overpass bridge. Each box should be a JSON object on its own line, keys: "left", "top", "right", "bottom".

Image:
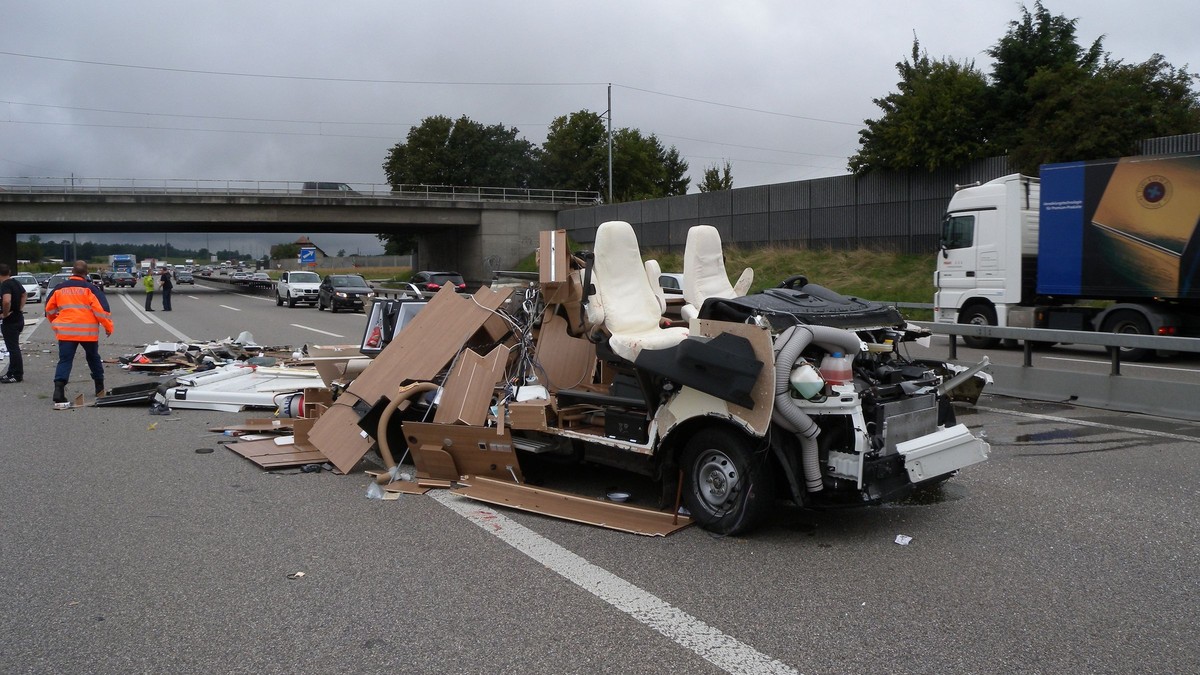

{"left": 0, "top": 178, "right": 599, "bottom": 280}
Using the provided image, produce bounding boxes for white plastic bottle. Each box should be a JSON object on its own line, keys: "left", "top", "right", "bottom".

{"left": 819, "top": 351, "right": 853, "bottom": 385}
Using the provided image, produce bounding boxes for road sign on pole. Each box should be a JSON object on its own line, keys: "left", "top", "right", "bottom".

{"left": 299, "top": 247, "right": 316, "bottom": 265}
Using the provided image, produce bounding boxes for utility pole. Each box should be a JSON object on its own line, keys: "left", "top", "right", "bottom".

{"left": 607, "top": 83, "right": 613, "bottom": 204}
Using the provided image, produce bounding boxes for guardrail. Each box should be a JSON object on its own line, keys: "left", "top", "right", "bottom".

{"left": 912, "top": 321, "right": 1200, "bottom": 422}
{"left": 0, "top": 177, "right": 603, "bottom": 206}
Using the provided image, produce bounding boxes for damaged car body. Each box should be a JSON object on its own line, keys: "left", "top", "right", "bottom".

{"left": 314, "top": 222, "right": 990, "bottom": 535}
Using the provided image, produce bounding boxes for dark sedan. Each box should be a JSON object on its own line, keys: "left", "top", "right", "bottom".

{"left": 109, "top": 271, "right": 137, "bottom": 287}
{"left": 317, "top": 274, "right": 374, "bottom": 312}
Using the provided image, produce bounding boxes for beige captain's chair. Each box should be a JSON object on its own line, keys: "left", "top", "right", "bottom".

{"left": 592, "top": 221, "right": 689, "bottom": 361}
{"left": 681, "top": 224, "right": 753, "bottom": 322}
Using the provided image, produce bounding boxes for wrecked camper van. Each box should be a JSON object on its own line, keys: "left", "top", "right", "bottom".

{"left": 308, "top": 222, "right": 990, "bottom": 535}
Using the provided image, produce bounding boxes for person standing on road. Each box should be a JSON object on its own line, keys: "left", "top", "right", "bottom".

{"left": 45, "top": 260, "right": 113, "bottom": 406}
{"left": 159, "top": 267, "right": 173, "bottom": 311}
{"left": 143, "top": 268, "right": 155, "bottom": 311}
{"left": 0, "top": 263, "right": 27, "bottom": 383}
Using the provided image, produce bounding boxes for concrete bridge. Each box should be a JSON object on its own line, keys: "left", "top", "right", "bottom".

{"left": 0, "top": 179, "right": 600, "bottom": 280}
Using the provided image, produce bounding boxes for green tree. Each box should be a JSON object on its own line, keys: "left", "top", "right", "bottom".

{"left": 849, "top": 39, "right": 991, "bottom": 173}
{"left": 609, "top": 128, "right": 689, "bottom": 201}
{"left": 381, "top": 115, "right": 538, "bottom": 188}
{"left": 539, "top": 110, "right": 608, "bottom": 193}
{"left": 1011, "top": 55, "right": 1200, "bottom": 172}
{"left": 271, "top": 243, "right": 300, "bottom": 260}
{"left": 699, "top": 160, "right": 734, "bottom": 192}
{"left": 984, "top": 1, "right": 1103, "bottom": 153}
{"left": 17, "top": 235, "right": 43, "bottom": 263}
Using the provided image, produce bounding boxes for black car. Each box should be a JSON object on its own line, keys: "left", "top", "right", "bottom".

{"left": 317, "top": 274, "right": 374, "bottom": 312}
{"left": 409, "top": 271, "right": 466, "bottom": 298}
{"left": 109, "top": 271, "right": 137, "bottom": 288}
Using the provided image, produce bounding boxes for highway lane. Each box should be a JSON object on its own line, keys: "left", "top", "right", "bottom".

{"left": 21, "top": 280, "right": 373, "bottom": 351}
{"left": 4, "top": 287, "right": 1199, "bottom": 673}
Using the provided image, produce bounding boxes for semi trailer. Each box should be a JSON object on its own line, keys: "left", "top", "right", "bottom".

{"left": 934, "top": 153, "right": 1200, "bottom": 359}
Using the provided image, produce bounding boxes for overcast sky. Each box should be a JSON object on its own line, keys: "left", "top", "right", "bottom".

{"left": 3, "top": 1, "right": 1197, "bottom": 256}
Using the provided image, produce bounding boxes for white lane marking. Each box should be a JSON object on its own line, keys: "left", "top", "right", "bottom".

{"left": 289, "top": 323, "right": 343, "bottom": 338}
{"left": 431, "top": 492, "right": 799, "bottom": 675}
{"left": 218, "top": 305, "right": 242, "bottom": 311}
{"left": 18, "top": 317, "right": 42, "bottom": 343}
{"left": 978, "top": 406, "right": 1200, "bottom": 443}
{"left": 187, "top": 295, "right": 199, "bottom": 300}
{"left": 117, "top": 293, "right": 191, "bottom": 341}
{"left": 118, "top": 293, "right": 155, "bottom": 324}
{"left": 234, "top": 291, "right": 274, "bottom": 301}
{"left": 1043, "top": 356, "right": 1199, "bottom": 373}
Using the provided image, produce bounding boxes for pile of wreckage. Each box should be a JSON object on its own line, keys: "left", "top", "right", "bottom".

{"left": 115, "top": 224, "right": 992, "bottom": 537}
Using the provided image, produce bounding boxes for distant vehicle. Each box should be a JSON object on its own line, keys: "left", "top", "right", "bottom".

{"left": 302, "top": 181, "right": 361, "bottom": 195}
{"left": 200, "top": 267, "right": 213, "bottom": 277}
{"left": 87, "top": 273, "right": 104, "bottom": 288}
{"left": 13, "top": 273, "right": 41, "bottom": 303}
{"left": 34, "top": 272, "right": 52, "bottom": 288}
{"left": 109, "top": 271, "right": 137, "bottom": 288}
{"left": 247, "top": 272, "right": 272, "bottom": 289}
{"left": 276, "top": 270, "right": 321, "bottom": 307}
{"left": 231, "top": 270, "right": 252, "bottom": 284}
{"left": 317, "top": 274, "right": 374, "bottom": 312}
{"left": 174, "top": 270, "right": 195, "bottom": 284}
{"left": 658, "top": 272, "right": 685, "bottom": 295}
{"left": 409, "top": 271, "right": 466, "bottom": 298}
{"left": 46, "top": 273, "right": 72, "bottom": 293}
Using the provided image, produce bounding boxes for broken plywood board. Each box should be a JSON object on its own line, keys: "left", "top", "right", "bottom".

{"left": 534, "top": 312, "right": 596, "bottom": 392}
{"left": 223, "top": 437, "right": 327, "bottom": 469}
{"left": 402, "top": 421, "right": 522, "bottom": 482}
{"left": 432, "top": 344, "right": 512, "bottom": 426}
{"left": 306, "top": 285, "right": 513, "bottom": 473}
{"left": 452, "top": 476, "right": 693, "bottom": 537}
{"left": 209, "top": 418, "right": 293, "bottom": 433}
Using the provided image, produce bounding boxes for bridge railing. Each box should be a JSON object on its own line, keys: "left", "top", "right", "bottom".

{"left": 0, "top": 177, "right": 603, "bottom": 206}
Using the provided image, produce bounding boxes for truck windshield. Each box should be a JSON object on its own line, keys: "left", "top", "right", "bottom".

{"left": 941, "top": 214, "right": 974, "bottom": 250}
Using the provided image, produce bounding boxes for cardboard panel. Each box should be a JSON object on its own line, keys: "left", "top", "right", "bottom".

{"left": 432, "top": 345, "right": 512, "bottom": 426}
{"left": 306, "top": 400, "right": 374, "bottom": 474}
{"left": 402, "top": 422, "right": 522, "bottom": 482}
{"left": 223, "top": 437, "right": 327, "bottom": 469}
{"left": 534, "top": 313, "right": 596, "bottom": 391}
{"left": 452, "top": 476, "right": 693, "bottom": 537}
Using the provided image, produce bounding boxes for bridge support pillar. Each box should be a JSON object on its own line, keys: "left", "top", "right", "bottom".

{"left": 415, "top": 208, "right": 557, "bottom": 283}
{"left": 0, "top": 227, "right": 15, "bottom": 272}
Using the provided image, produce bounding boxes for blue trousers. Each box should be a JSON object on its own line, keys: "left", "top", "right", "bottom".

{"left": 54, "top": 340, "right": 104, "bottom": 384}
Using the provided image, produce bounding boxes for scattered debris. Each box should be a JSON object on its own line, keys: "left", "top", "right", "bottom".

{"left": 895, "top": 534, "right": 913, "bottom": 546}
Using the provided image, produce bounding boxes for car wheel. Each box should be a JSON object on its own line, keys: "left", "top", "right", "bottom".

{"left": 276, "top": 293, "right": 283, "bottom": 307}
{"left": 330, "top": 302, "right": 338, "bottom": 314}
{"left": 288, "top": 296, "right": 297, "bottom": 308}
{"left": 681, "top": 427, "right": 772, "bottom": 536}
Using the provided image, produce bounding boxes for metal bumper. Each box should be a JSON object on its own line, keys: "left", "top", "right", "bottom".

{"left": 895, "top": 423, "right": 989, "bottom": 482}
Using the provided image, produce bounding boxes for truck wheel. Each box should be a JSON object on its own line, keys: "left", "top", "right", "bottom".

{"left": 681, "top": 428, "right": 771, "bottom": 536}
{"left": 1101, "top": 311, "right": 1153, "bottom": 361}
{"left": 960, "top": 304, "right": 1000, "bottom": 349}
{"left": 276, "top": 293, "right": 283, "bottom": 307}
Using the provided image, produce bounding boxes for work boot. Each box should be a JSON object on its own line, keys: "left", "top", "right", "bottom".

{"left": 53, "top": 380, "right": 67, "bottom": 404}
{"left": 95, "top": 379, "right": 106, "bottom": 397}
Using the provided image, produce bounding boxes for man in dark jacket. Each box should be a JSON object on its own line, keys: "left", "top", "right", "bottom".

{"left": 0, "top": 263, "right": 27, "bottom": 383}
{"left": 159, "top": 267, "right": 174, "bottom": 311}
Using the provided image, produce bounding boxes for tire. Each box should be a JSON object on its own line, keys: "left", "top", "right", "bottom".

{"left": 316, "top": 298, "right": 324, "bottom": 311}
{"left": 1101, "top": 310, "right": 1153, "bottom": 361}
{"left": 330, "top": 302, "right": 338, "bottom": 314}
{"left": 276, "top": 293, "right": 283, "bottom": 307}
{"left": 287, "top": 295, "right": 297, "bottom": 308}
{"left": 681, "top": 428, "right": 772, "bottom": 536}
{"left": 959, "top": 304, "right": 1000, "bottom": 349}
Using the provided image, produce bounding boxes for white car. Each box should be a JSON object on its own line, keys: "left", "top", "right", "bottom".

{"left": 13, "top": 273, "right": 42, "bottom": 303}
{"left": 275, "top": 270, "right": 322, "bottom": 307}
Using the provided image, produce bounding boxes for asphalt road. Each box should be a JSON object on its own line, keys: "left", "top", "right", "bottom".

{"left": 2, "top": 287, "right": 1198, "bottom": 674}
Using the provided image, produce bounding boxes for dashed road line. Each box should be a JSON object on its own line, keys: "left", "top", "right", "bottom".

{"left": 432, "top": 492, "right": 799, "bottom": 675}
{"left": 289, "top": 324, "right": 343, "bottom": 338}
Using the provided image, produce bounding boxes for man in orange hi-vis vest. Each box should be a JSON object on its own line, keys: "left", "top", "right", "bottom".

{"left": 45, "top": 260, "right": 114, "bottom": 408}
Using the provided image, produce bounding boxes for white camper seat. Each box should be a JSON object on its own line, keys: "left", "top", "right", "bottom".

{"left": 681, "top": 225, "right": 753, "bottom": 322}
{"left": 593, "top": 221, "right": 689, "bottom": 361}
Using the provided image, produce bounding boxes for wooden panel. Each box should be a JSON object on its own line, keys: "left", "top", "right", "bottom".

{"left": 452, "top": 476, "right": 692, "bottom": 537}
{"left": 402, "top": 422, "right": 522, "bottom": 482}
{"left": 432, "top": 345, "right": 511, "bottom": 426}
{"left": 696, "top": 319, "right": 776, "bottom": 435}
{"left": 534, "top": 313, "right": 596, "bottom": 392}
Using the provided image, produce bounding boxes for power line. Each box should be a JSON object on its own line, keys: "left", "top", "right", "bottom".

{"left": 613, "top": 84, "right": 862, "bottom": 127}
{"left": 0, "top": 50, "right": 607, "bottom": 87}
